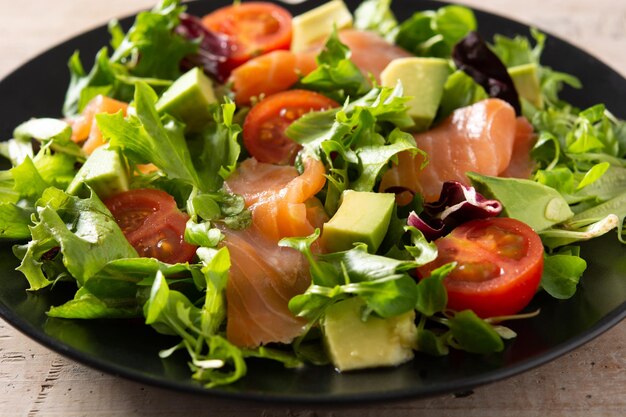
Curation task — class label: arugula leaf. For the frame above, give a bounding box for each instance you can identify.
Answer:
[416,327,449,356]
[63,0,195,117]
[287,85,415,214]
[353,0,398,41]
[352,128,417,191]
[448,310,504,354]
[197,247,230,335]
[468,172,574,232]
[395,5,476,58]
[415,263,454,316]
[64,48,119,116]
[109,0,195,80]
[541,249,587,299]
[48,287,141,319]
[193,100,242,191]
[281,232,419,320]
[98,82,203,189]
[437,70,488,121]
[299,30,370,101]
[143,266,248,388]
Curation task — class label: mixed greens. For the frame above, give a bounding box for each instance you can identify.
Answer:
[1,0,625,388]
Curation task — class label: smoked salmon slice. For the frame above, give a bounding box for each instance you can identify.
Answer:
[335,29,413,82]
[222,157,327,348]
[221,226,311,347]
[230,29,412,104]
[226,157,327,241]
[380,98,534,202]
[229,50,317,105]
[69,95,129,155]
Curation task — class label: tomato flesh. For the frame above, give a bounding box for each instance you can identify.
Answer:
[104,189,197,264]
[243,90,339,164]
[201,2,292,71]
[417,217,544,317]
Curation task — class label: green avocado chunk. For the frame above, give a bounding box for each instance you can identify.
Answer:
[468,172,574,231]
[290,0,353,53]
[323,297,416,372]
[66,146,129,199]
[380,57,450,131]
[321,190,395,253]
[509,63,543,109]
[155,67,217,132]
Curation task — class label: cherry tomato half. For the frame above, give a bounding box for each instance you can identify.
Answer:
[104,189,197,264]
[201,2,292,72]
[243,90,339,164]
[417,217,544,318]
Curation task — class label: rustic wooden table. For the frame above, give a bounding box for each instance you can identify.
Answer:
[1,0,625,416]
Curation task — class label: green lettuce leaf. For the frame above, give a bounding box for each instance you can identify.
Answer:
[15,187,137,289]
[98,82,203,189]
[394,5,476,58]
[63,0,195,116]
[353,0,398,41]
[300,30,370,101]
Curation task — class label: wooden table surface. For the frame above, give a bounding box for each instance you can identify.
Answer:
[1,0,625,416]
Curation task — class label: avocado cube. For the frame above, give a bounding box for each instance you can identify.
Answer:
[509,63,543,109]
[291,0,353,53]
[156,67,217,132]
[380,57,450,132]
[66,146,129,199]
[323,297,416,372]
[321,191,395,253]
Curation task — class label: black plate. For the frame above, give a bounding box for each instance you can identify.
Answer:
[1,0,625,404]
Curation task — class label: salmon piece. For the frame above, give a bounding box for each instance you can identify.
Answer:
[229,50,317,105]
[68,95,128,155]
[500,117,536,178]
[222,157,327,347]
[229,29,412,105]
[222,226,311,347]
[226,157,327,241]
[337,29,413,82]
[303,29,413,83]
[380,99,525,202]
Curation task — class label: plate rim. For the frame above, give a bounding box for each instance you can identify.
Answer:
[0,0,625,404]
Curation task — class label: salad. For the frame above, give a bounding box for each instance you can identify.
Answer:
[1,0,625,388]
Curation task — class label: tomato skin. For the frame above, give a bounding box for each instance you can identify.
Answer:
[417,217,544,318]
[243,90,339,164]
[104,189,197,264]
[201,2,292,72]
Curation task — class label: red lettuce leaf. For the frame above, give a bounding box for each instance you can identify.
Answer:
[407,181,502,240]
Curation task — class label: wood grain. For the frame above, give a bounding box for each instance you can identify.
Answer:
[0,0,625,416]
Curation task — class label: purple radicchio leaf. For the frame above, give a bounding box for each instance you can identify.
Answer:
[452,31,521,115]
[175,13,233,83]
[407,181,502,241]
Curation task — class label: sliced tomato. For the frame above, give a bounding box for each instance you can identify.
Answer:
[104,189,197,264]
[243,90,338,164]
[201,2,292,72]
[417,217,544,318]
